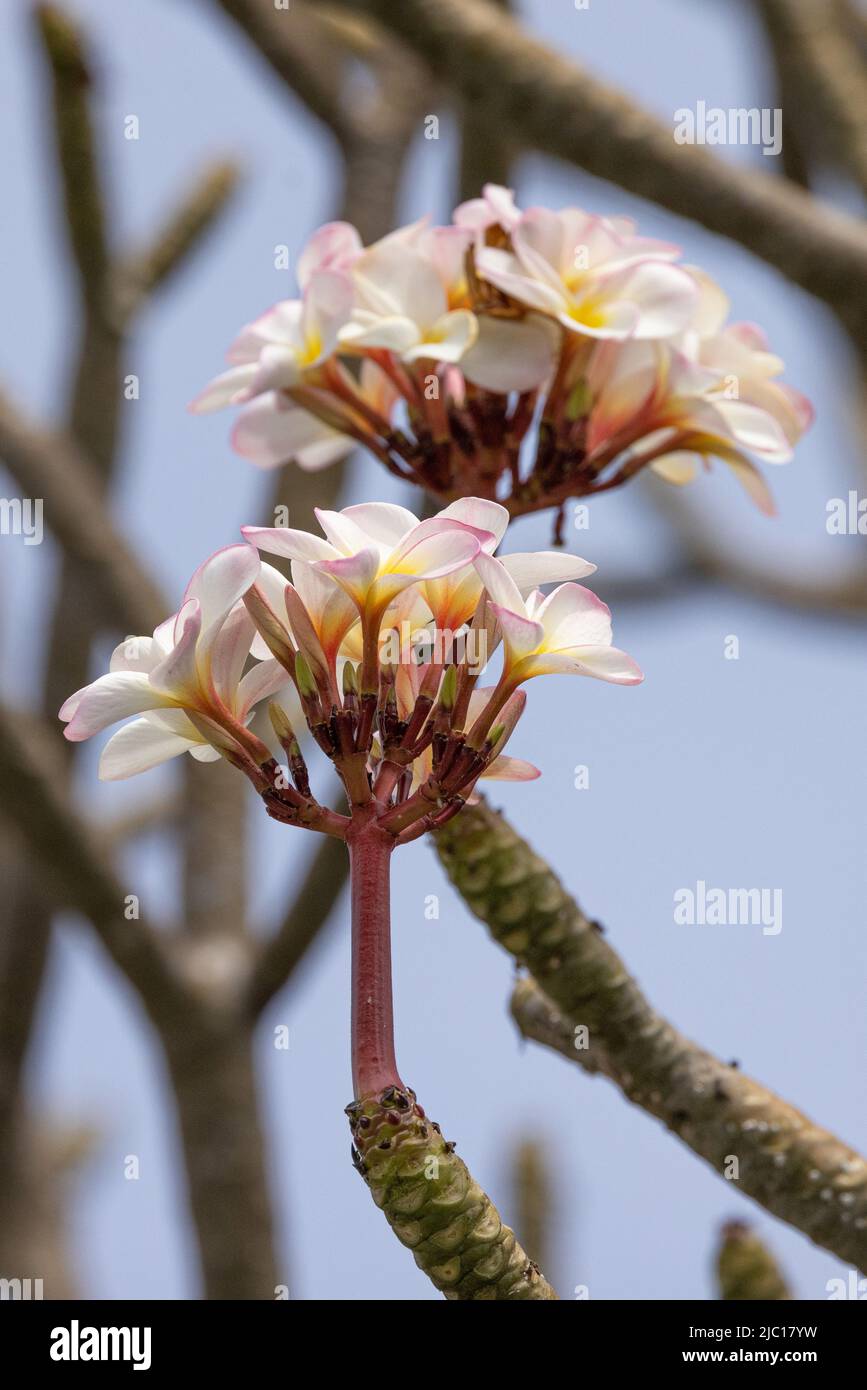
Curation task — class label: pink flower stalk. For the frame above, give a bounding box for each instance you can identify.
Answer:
[61,501,641,1100]
[192,187,812,526]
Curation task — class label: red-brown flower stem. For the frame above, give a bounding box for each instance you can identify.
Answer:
[348,811,404,1100]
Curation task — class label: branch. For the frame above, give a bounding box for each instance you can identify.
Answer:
[248,829,348,1015]
[35,5,109,307]
[346,1085,558,1299]
[336,0,867,346]
[213,0,352,139]
[0,389,167,638]
[756,0,867,194]
[0,707,187,1027]
[116,161,240,320]
[435,801,867,1271]
[716,1219,792,1301]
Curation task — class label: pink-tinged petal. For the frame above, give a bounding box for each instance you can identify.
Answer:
[151,599,203,697]
[474,551,527,616]
[297,221,363,287]
[488,601,544,658]
[188,364,258,414]
[180,544,261,646]
[209,603,257,706]
[241,525,337,565]
[61,672,174,741]
[237,659,291,719]
[403,309,478,364]
[701,398,792,461]
[98,716,198,780]
[520,645,643,684]
[534,582,613,649]
[501,551,596,591]
[687,267,730,336]
[232,394,352,472]
[482,754,541,782]
[435,498,509,550]
[460,315,559,393]
[291,557,357,652]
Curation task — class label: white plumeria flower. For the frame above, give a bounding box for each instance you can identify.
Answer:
[190,269,354,414]
[421,498,597,631]
[59,545,288,779]
[476,206,697,340]
[339,241,478,364]
[243,502,488,621]
[474,552,643,686]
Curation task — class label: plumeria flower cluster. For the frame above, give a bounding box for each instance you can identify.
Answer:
[59,499,641,845]
[192,186,812,529]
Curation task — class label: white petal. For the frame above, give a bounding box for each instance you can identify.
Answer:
[61,672,174,741]
[460,315,559,392]
[233,395,351,471]
[188,364,258,414]
[180,544,260,649]
[501,551,596,591]
[99,717,197,780]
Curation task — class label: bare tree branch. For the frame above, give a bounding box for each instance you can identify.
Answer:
[334,0,867,345]
[435,801,867,1270]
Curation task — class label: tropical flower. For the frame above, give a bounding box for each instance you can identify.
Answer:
[190,191,811,517]
[59,545,288,779]
[475,205,697,339]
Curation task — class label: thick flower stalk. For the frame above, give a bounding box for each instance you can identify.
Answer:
[60,497,640,1299]
[193,185,812,528]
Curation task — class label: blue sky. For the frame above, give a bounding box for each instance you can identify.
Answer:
[1,0,865,1299]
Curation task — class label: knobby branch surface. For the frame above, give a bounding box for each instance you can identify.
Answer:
[346,1086,558,1299]
[716,1220,792,1301]
[338,0,867,347]
[435,801,867,1270]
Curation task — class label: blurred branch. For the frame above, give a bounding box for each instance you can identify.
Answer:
[214,0,352,139]
[0,389,167,637]
[117,161,240,319]
[335,0,867,346]
[642,481,867,618]
[512,1137,553,1278]
[248,824,347,1015]
[35,4,110,308]
[756,0,867,194]
[435,801,867,1271]
[457,0,515,203]
[715,1219,792,1300]
[0,706,187,1024]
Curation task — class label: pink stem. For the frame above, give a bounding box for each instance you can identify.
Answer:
[347,816,404,1099]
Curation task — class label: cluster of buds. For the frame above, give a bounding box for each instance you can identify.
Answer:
[192,185,812,529]
[59,499,641,844]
